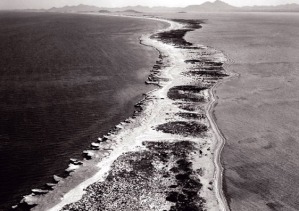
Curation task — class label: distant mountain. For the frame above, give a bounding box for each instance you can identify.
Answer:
[184,0,237,12]
[121,9,142,13]
[48,4,100,13]
[120,6,150,12]
[45,4,179,13]
[119,5,179,13]
[42,1,299,14]
[184,1,299,12]
[98,10,111,13]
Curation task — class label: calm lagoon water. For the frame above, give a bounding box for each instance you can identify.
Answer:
[187,12,299,211]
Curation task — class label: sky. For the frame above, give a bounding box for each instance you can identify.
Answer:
[1,0,299,10]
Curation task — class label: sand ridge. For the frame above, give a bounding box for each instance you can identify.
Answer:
[18,15,230,211]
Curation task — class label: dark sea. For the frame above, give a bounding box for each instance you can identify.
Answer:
[0,12,167,210]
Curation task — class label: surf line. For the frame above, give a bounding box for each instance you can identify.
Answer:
[19,14,230,211]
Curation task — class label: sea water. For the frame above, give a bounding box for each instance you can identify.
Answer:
[0,12,167,209]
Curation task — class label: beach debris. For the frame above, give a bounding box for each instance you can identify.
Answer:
[65,164,80,172]
[103,135,110,141]
[53,175,63,183]
[83,150,95,159]
[20,194,37,207]
[115,124,124,129]
[70,158,83,165]
[91,142,101,150]
[46,183,56,188]
[64,159,83,172]
[31,189,49,195]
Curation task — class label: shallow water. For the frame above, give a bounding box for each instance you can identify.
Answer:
[186,12,299,211]
[0,12,167,209]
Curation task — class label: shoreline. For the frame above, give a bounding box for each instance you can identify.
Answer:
[207,63,236,211]
[18,14,230,211]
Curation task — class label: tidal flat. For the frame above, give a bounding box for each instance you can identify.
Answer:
[186,12,299,211]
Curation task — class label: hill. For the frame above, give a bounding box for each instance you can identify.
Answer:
[121,9,142,13]
[184,0,237,12]
[98,10,111,13]
[48,4,100,13]
[43,1,299,13]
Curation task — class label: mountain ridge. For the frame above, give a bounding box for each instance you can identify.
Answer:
[185,0,237,12]
[23,0,299,13]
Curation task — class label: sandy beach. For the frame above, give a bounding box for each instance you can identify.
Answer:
[18,15,230,211]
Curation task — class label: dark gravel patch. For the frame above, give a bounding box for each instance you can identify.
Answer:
[150,29,194,46]
[176,112,206,120]
[185,59,202,64]
[171,19,205,29]
[187,70,228,78]
[156,121,207,137]
[150,19,204,47]
[175,103,203,112]
[61,141,205,211]
[168,85,207,102]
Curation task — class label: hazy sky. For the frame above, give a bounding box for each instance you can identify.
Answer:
[1,0,299,10]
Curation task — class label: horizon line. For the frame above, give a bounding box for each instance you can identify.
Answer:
[1,0,299,11]
[29,2,299,9]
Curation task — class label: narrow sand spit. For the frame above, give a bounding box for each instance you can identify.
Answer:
[19,15,230,211]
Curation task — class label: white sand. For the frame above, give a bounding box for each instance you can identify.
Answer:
[22,14,229,211]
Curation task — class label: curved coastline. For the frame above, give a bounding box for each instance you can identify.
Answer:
[206,50,239,211]
[207,67,235,211]
[19,14,230,211]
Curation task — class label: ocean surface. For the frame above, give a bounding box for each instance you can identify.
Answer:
[186,12,299,210]
[0,12,166,209]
